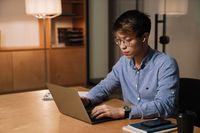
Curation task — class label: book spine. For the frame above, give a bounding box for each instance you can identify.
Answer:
[127,125,147,133]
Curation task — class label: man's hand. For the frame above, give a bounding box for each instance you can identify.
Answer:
[91,104,124,119]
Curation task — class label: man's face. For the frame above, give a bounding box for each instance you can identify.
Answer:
[114,31,146,59]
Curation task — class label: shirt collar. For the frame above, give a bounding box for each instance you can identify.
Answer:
[129,47,155,70]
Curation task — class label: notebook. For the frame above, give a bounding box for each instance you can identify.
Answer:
[122,118,177,133]
[47,83,114,124]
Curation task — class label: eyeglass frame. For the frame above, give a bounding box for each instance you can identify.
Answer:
[114,36,136,47]
[114,34,146,47]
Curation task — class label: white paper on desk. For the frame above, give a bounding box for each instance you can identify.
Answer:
[78,91,88,97]
[42,91,88,101]
[43,91,53,101]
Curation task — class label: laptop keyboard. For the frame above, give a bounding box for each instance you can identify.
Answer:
[90,116,113,123]
[86,106,113,123]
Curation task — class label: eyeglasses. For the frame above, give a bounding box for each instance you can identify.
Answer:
[114,37,134,47]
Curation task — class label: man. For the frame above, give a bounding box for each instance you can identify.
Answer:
[82,10,179,119]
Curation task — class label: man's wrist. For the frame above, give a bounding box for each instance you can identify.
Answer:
[123,105,131,118]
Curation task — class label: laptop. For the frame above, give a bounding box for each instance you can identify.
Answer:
[47,83,114,124]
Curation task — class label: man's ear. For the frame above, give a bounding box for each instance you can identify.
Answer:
[142,38,146,42]
[142,32,150,42]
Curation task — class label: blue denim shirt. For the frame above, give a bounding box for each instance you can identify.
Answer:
[86,47,179,119]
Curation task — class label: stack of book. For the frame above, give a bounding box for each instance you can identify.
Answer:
[122,118,177,133]
[58,28,83,46]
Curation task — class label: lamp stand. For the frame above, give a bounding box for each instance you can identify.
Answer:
[42,18,48,85]
[154,14,170,53]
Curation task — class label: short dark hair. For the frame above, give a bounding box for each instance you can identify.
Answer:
[113,10,151,38]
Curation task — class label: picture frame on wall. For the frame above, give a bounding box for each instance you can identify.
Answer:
[51,26,66,48]
[57,27,67,46]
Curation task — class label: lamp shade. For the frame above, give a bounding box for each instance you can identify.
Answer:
[158,0,188,15]
[25,0,62,19]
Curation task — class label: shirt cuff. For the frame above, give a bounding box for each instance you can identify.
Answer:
[85,93,99,105]
[129,106,144,119]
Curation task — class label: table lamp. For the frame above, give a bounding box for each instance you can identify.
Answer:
[154,0,188,52]
[25,0,62,85]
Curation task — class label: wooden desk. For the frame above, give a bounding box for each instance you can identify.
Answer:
[0,89,199,133]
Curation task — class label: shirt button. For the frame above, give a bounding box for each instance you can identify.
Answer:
[137,97,140,101]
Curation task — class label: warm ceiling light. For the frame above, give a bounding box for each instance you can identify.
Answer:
[25,0,62,19]
[158,0,188,15]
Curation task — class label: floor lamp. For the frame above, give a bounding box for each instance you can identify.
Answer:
[154,0,188,53]
[25,0,62,86]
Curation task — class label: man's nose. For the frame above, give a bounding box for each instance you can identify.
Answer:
[120,41,127,49]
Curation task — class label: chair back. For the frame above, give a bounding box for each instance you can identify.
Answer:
[178,78,200,127]
[179,78,200,111]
